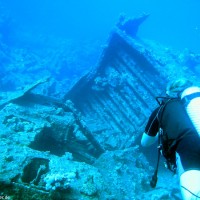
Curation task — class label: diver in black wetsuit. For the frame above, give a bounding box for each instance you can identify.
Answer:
[141,79,200,200]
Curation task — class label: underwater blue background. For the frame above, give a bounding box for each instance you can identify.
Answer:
[0,0,200,93]
[1,0,200,52]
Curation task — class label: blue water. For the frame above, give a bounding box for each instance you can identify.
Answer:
[1,0,200,52]
[0,0,200,92]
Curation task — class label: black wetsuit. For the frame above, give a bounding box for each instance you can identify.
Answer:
[145,98,200,171]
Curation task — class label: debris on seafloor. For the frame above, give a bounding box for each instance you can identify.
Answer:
[0,76,50,109]
[1,15,200,199]
[116,13,150,37]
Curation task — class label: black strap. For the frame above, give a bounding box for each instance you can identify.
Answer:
[150,129,162,188]
[182,92,200,106]
[181,186,200,198]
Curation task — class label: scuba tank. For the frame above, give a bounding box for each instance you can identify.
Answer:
[181,86,200,137]
[150,86,200,189]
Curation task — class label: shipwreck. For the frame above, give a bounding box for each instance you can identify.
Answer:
[0,15,199,199]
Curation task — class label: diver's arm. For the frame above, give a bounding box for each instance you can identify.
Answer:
[141,107,160,147]
[141,132,158,147]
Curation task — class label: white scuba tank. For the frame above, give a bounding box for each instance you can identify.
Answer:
[181,86,200,137]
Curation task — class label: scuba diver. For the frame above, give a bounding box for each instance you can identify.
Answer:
[141,79,200,200]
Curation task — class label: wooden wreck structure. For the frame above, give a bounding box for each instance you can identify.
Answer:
[63,28,165,152]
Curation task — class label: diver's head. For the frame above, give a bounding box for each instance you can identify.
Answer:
[166,78,193,97]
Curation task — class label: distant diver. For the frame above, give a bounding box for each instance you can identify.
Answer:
[141,78,200,200]
[117,13,149,37]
